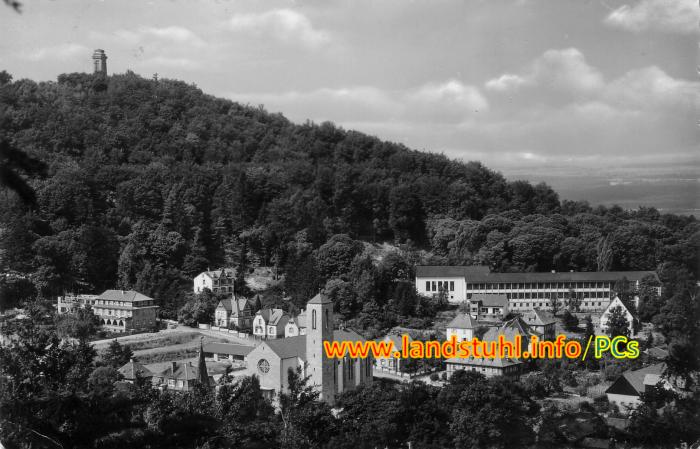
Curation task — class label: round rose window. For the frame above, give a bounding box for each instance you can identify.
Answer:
[257,359,270,374]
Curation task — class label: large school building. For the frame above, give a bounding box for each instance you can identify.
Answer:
[415,266,658,313]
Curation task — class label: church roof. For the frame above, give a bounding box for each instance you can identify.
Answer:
[263,329,369,360]
[308,293,332,304]
[482,317,539,343]
[118,359,153,380]
[265,335,307,360]
[447,313,477,329]
[524,308,556,326]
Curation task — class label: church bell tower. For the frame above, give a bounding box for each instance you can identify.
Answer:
[92,49,107,75]
[305,293,336,405]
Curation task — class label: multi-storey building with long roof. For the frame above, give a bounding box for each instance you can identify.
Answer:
[416,266,658,313]
[92,290,159,332]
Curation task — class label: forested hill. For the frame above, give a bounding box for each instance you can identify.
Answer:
[1,71,698,316]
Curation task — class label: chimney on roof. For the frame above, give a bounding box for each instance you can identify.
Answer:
[551,270,556,274]
[121,290,125,294]
[570,270,574,273]
[129,358,134,363]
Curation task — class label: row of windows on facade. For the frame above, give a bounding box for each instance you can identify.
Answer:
[425,281,455,292]
[466,281,613,290]
[94,300,155,307]
[510,301,605,309]
[95,309,135,317]
[467,290,611,300]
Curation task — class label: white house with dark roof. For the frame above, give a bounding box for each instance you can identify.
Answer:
[446,312,477,342]
[523,308,556,340]
[253,308,290,339]
[244,294,373,405]
[469,293,509,321]
[373,334,413,375]
[600,296,636,336]
[445,355,522,379]
[193,267,236,294]
[284,310,307,337]
[214,295,255,330]
[605,363,667,410]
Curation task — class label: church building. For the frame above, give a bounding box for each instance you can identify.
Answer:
[244,294,373,405]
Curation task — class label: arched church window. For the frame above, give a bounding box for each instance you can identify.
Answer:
[325,309,329,329]
[312,310,317,329]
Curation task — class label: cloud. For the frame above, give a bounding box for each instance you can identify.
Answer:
[24,43,90,61]
[485,74,527,91]
[228,9,330,49]
[99,26,205,46]
[604,0,699,34]
[228,79,487,125]
[485,48,603,95]
[140,26,206,45]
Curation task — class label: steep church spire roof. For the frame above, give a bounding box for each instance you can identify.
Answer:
[197,337,209,387]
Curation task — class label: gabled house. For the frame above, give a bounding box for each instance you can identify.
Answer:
[253,308,290,339]
[469,293,509,321]
[446,312,477,342]
[523,308,556,340]
[285,310,307,337]
[373,334,412,375]
[600,296,635,336]
[605,363,667,410]
[193,268,236,294]
[214,295,255,330]
[118,358,153,383]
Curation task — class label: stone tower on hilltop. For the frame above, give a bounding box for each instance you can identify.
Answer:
[305,293,336,405]
[92,49,107,75]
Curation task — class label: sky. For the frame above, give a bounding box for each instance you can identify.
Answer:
[1,0,698,176]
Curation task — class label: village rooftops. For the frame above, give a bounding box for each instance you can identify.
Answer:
[470,293,508,307]
[612,363,666,396]
[99,290,154,303]
[118,359,153,380]
[203,342,254,358]
[445,355,522,368]
[446,313,477,329]
[219,296,253,313]
[416,265,491,278]
[200,268,236,279]
[257,308,287,325]
[524,308,557,326]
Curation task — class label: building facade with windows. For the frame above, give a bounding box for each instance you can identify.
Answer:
[214,295,255,330]
[253,308,290,339]
[193,268,236,294]
[58,290,158,332]
[416,266,658,313]
[93,290,159,332]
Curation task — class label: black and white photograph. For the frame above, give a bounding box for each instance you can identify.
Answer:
[0,0,698,448]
